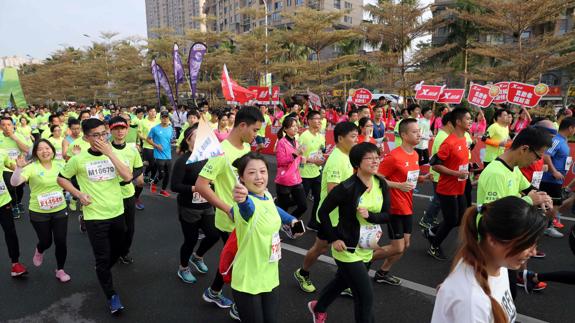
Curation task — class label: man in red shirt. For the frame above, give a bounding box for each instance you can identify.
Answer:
[424,108,471,260]
[374,118,431,285]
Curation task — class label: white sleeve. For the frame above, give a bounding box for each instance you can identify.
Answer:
[432,285,493,323]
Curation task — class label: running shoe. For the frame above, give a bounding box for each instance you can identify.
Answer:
[374,270,401,286]
[79,214,86,233]
[552,218,564,229]
[532,250,546,258]
[340,288,353,297]
[418,217,432,230]
[119,255,134,264]
[202,288,233,308]
[544,227,564,238]
[33,248,43,267]
[69,199,77,211]
[135,199,145,210]
[229,303,240,321]
[109,294,124,315]
[190,255,208,274]
[427,245,447,261]
[12,206,20,219]
[11,263,28,277]
[517,272,547,293]
[294,268,316,293]
[308,300,327,323]
[55,269,71,283]
[177,267,197,284]
[150,183,157,193]
[159,190,171,197]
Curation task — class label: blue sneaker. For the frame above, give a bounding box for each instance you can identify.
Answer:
[177,267,197,284]
[190,255,208,274]
[135,199,145,210]
[202,288,233,308]
[230,303,240,321]
[109,294,124,315]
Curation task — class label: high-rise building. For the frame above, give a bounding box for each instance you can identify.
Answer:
[145,0,207,38]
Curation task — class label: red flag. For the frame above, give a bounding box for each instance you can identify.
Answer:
[221,65,255,104]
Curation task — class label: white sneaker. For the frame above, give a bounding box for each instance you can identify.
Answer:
[544,227,564,238]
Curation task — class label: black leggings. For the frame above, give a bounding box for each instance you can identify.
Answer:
[232,287,279,323]
[0,203,19,262]
[315,261,374,323]
[121,197,136,257]
[3,171,24,205]
[302,176,321,225]
[154,159,171,190]
[210,230,230,292]
[30,214,68,269]
[179,209,219,267]
[432,194,467,247]
[143,148,156,177]
[275,183,307,219]
[538,271,575,285]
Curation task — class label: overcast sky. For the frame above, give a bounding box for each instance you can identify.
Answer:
[1,0,433,59]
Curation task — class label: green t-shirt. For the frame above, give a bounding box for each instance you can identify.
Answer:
[317,146,354,226]
[231,193,281,294]
[41,124,68,140]
[139,118,160,149]
[112,143,143,198]
[298,130,326,179]
[0,133,30,172]
[477,159,532,206]
[16,125,32,140]
[0,153,13,207]
[394,120,402,147]
[29,117,39,134]
[257,114,272,137]
[484,123,509,163]
[67,137,91,158]
[176,122,192,146]
[431,129,449,182]
[332,176,383,263]
[126,126,139,144]
[37,114,50,131]
[199,140,251,232]
[68,111,78,120]
[47,137,64,160]
[21,160,67,213]
[60,150,124,220]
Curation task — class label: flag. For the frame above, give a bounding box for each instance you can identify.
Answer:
[222,64,235,101]
[187,119,224,164]
[188,42,207,97]
[221,65,255,104]
[307,89,322,107]
[151,59,177,108]
[173,43,185,100]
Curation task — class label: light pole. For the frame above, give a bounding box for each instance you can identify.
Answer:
[262,0,271,106]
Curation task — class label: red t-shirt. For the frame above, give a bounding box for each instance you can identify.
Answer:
[378,147,420,215]
[357,134,377,144]
[436,134,469,196]
[520,159,544,182]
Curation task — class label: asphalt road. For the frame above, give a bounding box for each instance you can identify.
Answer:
[0,155,574,323]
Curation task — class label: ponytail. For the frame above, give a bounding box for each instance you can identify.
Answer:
[277,116,296,140]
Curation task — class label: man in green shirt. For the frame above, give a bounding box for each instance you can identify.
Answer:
[195,106,264,318]
[139,107,160,182]
[256,105,272,152]
[175,109,200,152]
[294,122,358,293]
[57,118,133,315]
[484,109,511,167]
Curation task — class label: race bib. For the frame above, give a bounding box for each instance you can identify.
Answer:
[269,232,282,262]
[406,170,419,187]
[0,180,7,194]
[7,148,19,160]
[86,159,116,182]
[458,164,469,182]
[55,150,63,160]
[37,191,65,210]
[358,224,382,249]
[566,157,573,172]
[531,171,543,189]
[192,192,208,204]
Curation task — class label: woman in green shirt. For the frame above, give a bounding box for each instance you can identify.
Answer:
[16,117,33,143]
[11,139,70,282]
[47,125,64,160]
[230,152,300,323]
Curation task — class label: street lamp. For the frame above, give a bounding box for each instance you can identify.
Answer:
[261,0,270,105]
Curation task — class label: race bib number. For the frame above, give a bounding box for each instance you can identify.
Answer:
[7,149,19,160]
[531,171,543,189]
[358,224,382,249]
[406,170,419,187]
[458,164,469,182]
[566,157,573,172]
[86,159,116,182]
[192,192,208,204]
[269,232,282,262]
[37,191,65,210]
[0,180,7,194]
[55,150,63,160]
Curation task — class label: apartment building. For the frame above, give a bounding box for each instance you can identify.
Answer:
[145,0,207,38]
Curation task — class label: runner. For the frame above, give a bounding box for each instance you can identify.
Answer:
[16,116,33,143]
[432,197,546,323]
[373,118,431,285]
[372,106,386,140]
[415,107,433,165]
[41,114,66,139]
[298,111,326,231]
[109,116,144,264]
[47,125,64,160]
[176,109,200,152]
[256,105,272,151]
[357,117,376,144]
[62,118,82,159]
[0,117,31,218]
[195,106,264,320]
[57,118,133,315]
[172,105,187,139]
[139,106,160,183]
[214,111,231,142]
[423,108,471,260]
[294,122,358,293]
[483,109,511,168]
[309,142,390,323]
[171,125,220,283]
[146,111,174,197]
[230,152,300,323]
[11,139,70,282]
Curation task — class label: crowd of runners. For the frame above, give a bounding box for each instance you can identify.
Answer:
[1,99,575,323]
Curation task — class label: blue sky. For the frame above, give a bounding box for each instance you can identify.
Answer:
[0,0,147,59]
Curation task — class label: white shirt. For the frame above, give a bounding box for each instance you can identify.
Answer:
[173,110,187,128]
[432,261,516,323]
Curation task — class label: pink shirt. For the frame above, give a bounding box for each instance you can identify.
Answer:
[470,119,486,136]
[513,118,529,133]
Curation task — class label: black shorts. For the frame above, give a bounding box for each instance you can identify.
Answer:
[387,214,413,240]
[316,224,329,241]
[539,181,563,205]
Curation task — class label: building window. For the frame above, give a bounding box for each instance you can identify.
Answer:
[296,0,303,6]
[274,1,282,10]
[344,16,352,24]
[272,12,281,21]
[286,0,292,6]
[344,1,351,9]
[334,0,340,9]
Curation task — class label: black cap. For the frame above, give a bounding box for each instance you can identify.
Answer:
[109,116,128,130]
[160,111,170,118]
